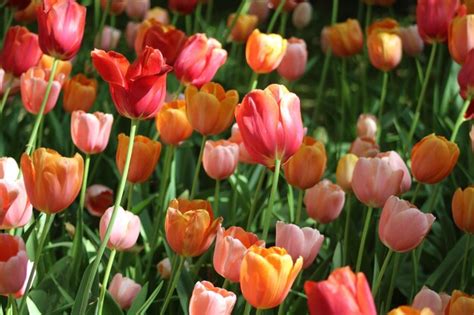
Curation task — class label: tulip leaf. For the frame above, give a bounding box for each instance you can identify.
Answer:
[26,297,42,315]
[134,281,163,315]
[127,283,148,315]
[71,263,99,315]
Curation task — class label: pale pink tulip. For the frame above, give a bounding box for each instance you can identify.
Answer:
[157,257,171,279]
[412,286,447,315]
[13,260,34,298]
[349,137,380,157]
[304,179,345,224]
[202,140,239,180]
[108,273,141,309]
[400,25,424,56]
[125,0,150,20]
[125,22,140,49]
[85,184,114,217]
[100,206,141,251]
[94,26,121,51]
[277,37,307,81]
[376,151,412,193]
[0,234,28,295]
[71,110,113,155]
[0,157,19,181]
[356,114,378,140]
[0,179,32,229]
[189,281,236,315]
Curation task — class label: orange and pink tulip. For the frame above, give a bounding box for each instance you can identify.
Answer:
[71,111,113,155]
[0,234,29,295]
[189,281,236,315]
[246,29,287,74]
[304,179,346,224]
[451,185,474,234]
[100,206,141,251]
[108,273,142,309]
[202,140,239,180]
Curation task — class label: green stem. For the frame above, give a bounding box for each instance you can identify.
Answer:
[312,51,332,122]
[1,8,13,47]
[385,253,401,314]
[171,12,179,25]
[410,182,422,204]
[267,0,286,33]
[25,58,59,155]
[331,0,339,23]
[450,97,471,142]
[279,12,288,36]
[214,179,220,216]
[372,249,393,297]
[249,72,259,91]
[277,302,285,315]
[205,0,214,26]
[127,183,134,210]
[461,234,472,290]
[94,0,100,31]
[222,0,249,42]
[411,249,419,300]
[343,194,352,265]
[160,256,185,315]
[356,206,373,272]
[96,0,110,46]
[242,302,252,315]
[294,189,304,224]
[256,308,264,315]
[377,71,389,142]
[73,119,139,315]
[190,136,207,199]
[262,159,281,240]
[0,86,11,115]
[247,166,266,230]
[97,249,117,315]
[193,2,202,33]
[185,14,192,35]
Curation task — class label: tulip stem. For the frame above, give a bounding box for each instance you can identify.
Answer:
[312,51,332,123]
[19,213,56,313]
[249,72,259,91]
[461,234,472,290]
[450,97,471,142]
[73,119,138,315]
[384,253,401,314]
[410,249,419,300]
[173,84,184,100]
[407,43,437,146]
[247,166,266,230]
[279,12,288,36]
[356,206,373,272]
[343,194,352,265]
[97,0,110,45]
[1,7,13,46]
[410,181,422,204]
[262,159,281,240]
[214,179,220,216]
[256,309,264,315]
[127,183,134,210]
[97,249,117,315]
[0,86,11,116]
[185,14,192,35]
[221,0,250,43]
[267,0,286,33]
[377,71,389,143]
[7,294,18,315]
[372,249,393,297]
[160,255,185,315]
[193,2,202,33]
[294,189,304,224]
[171,12,179,26]
[190,136,207,199]
[242,302,252,315]
[25,58,59,156]
[94,0,100,31]
[205,0,214,26]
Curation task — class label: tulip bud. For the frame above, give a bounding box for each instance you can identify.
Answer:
[189,281,237,315]
[357,114,378,139]
[157,257,171,279]
[448,5,474,64]
[0,235,29,295]
[249,0,269,23]
[101,0,126,15]
[100,206,141,251]
[451,186,474,234]
[108,274,142,309]
[270,0,304,12]
[367,19,402,72]
[412,286,447,315]
[64,222,76,238]
[168,0,198,15]
[85,184,114,217]
[417,0,460,43]
[227,14,259,43]
[321,19,364,57]
[349,137,380,158]
[39,55,72,81]
[277,37,308,81]
[304,179,345,224]
[292,2,312,29]
[203,140,239,180]
[336,153,358,191]
[155,100,193,145]
[63,74,98,113]
[71,111,113,155]
[388,306,434,315]
[246,29,287,74]
[94,26,121,51]
[458,50,474,109]
[400,25,424,57]
[14,2,40,23]
[125,0,150,20]
[376,151,411,193]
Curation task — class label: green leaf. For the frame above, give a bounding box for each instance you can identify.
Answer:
[71,262,98,315]
[135,281,164,315]
[127,283,149,315]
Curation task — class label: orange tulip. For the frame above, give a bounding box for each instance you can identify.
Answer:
[227,14,259,43]
[116,134,161,184]
[411,134,459,184]
[367,18,402,72]
[336,153,359,191]
[321,19,364,57]
[246,29,287,74]
[155,100,193,145]
[38,54,72,81]
[63,74,98,113]
[164,199,222,257]
[20,148,84,214]
[283,136,327,190]
[444,290,474,315]
[185,82,238,135]
[388,306,434,315]
[240,246,302,309]
[449,5,474,64]
[451,186,474,234]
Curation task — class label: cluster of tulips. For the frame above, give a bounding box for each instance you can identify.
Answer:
[0,0,474,314]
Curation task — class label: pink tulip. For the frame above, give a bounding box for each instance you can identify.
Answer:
[275,221,324,269]
[0,69,4,94]
[85,184,114,217]
[249,0,270,22]
[13,260,34,298]
[125,22,140,49]
[379,196,435,252]
[376,151,411,193]
[277,37,308,81]
[412,286,448,315]
[94,26,121,51]
[0,157,20,181]
[20,67,64,115]
[157,257,171,279]
[100,206,141,251]
[356,114,378,140]
[189,281,237,315]
[203,140,239,180]
[228,124,256,164]
[125,0,150,19]
[108,273,141,309]
[71,110,113,155]
[304,179,346,224]
[213,224,265,282]
[349,137,380,158]
[0,234,29,295]
[400,25,424,57]
[0,179,32,229]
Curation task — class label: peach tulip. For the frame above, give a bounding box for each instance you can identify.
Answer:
[100,0,126,15]
[100,206,141,251]
[71,111,113,155]
[336,154,359,192]
[349,137,380,158]
[202,140,239,180]
[277,37,307,81]
[189,281,237,315]
[62,74,98,113]
[108,273,141,309]
[449,5,474,64]
[228,124,256,164]
[0,179,32,229]
[376,151,412,193]
[412,286,448,315]
[321,19,364,57]
[400,25,424,57]
[125,0,150,19]
[0,157,20,181]
[157,257,171,279]
[0,235,29,295]
[85,184,114,217]
[155,100,193,145]
[304,179,346,224]
[444,290,474,315]
[246,29,287,74]
[451,186,474,234]
[292,2,312,29]
[38,55,72,81]
[94,26,121,51]
[227,14,258,43]
[356,114,378,140]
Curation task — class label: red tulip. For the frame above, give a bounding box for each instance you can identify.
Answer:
[416,0,460,43]
[458,49,474,119]
[91,46,172,119]
[168,0,198,15]
[36,0,86,60]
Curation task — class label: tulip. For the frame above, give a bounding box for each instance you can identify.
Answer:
[213,224,265,282]
[85,184,114,217]
[228,124,256,164]
[13,260,34,299]
[71,111,113,155]
[277,37,308,81]
[240,246,302,309]
[292,2,312,29]
[108,273,141,309]
[449,5,474,64]
[94,26,121,51]
[14,1,40,23]
[376,151,411,193]
[349,137,380,158]
[249,0,269,22]
[202,140,239,180]
[101,0,126,15]
[0,26,42,77]
[270,0,304,12]
[189,281,237,315]
[452,186,474,234]
[174,34,227,87]
[379,196,435,252]
[367,19,402,72]
[0,235,29,295]
[185,83,238,135]
[411,134,459,184]
[227,14,259,43]
[125,0,150,19]
[155,100,193,145]
[20,67,65,115]
[125,22,140,49]
[91,46,171,119]
[321,19,364,57]
[412,286,447,315]
[444,290,474,315]
[357,114,378,140]
[145,7,170,23]
[38,54,72,80]
[100,206,141,251]
[62,74,98,113]
[304,179,345,224]
[458,49,474,105]
[304,267,376,315]
[246,29,287,74]
[20,148,84,213]
[168,0,198,14]
[0,179,32,229]
[165,199,222,257]
[416,0,460,43]
[235,84,304,168]
[37,0,87,60]
[336,154,359,192]
[388,306,435,315]
[157,257,171,279]
[5,0,30,10]
[400,25,424,57]
[116,134,161,184]
[0,157,20,181]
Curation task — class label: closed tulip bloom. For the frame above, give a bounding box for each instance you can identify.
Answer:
[388,306,434,315]
[71,111,113,155]
[0,157,20,181]
[100,206,141,250]
[185,83,238,135]
[275,222,324,269]
[246,29,287,74]
[37,0,86,60]
[235,84,304,168]
[155,100,193,145]
[283,136,326,190]
[349,137,380,158]
[39,54,72,81]
[417,0,460,43]
[277,37,307,81]
[165,199,222,257]
[100,0,126,15]
[145,7,170,24]
[411,134,459,184]
[213,224,264,282]
[336,153,359,191]
[367,29,402,71]
[458,50,474,112]
[321,19,364,57]
[449,5,474,64]
[91,46,171,119]
[94,26,121,51]
[116,134,161,184]
[400,25,424,57]
[452,186,474,234]
[203,140,239,180]
[174,34,227,87]
[379,196,435,252]
[20,67,65,114]
[189,281,236,315]
[227,14,259,43]
[85,184,114,217]
[62,74,98,113]
[0,26,42,77]
[168,0,198,14]
[125,0,150,19]
[376,151,411,193]
[249,0,270,22]
[228,124,256,164]
[292,2,312,29]
[13,260,33,299]
[304,267,376,315]
[304,179,345,224]
[240,246,302,309]
[108,273,142,309]
[125,22,140,49]
[0,179,32,229]
[444,290,474,315]
[157,257,171,279]
[357,114,378,139]
[412,286,446,315]
[0,235,29,295]
[21,148,84,213]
